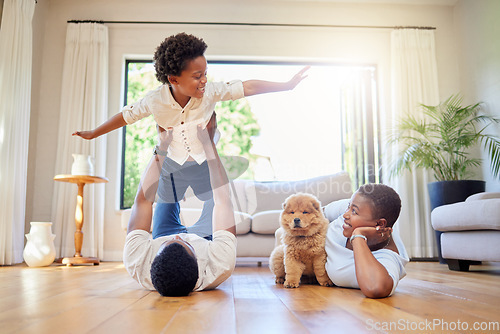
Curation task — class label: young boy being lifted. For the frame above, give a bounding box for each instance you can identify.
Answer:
[74,32,308,239]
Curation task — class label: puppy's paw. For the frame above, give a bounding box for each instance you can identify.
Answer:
[284,280,300,288]
[275,277,285,284]
[319,278,334,287]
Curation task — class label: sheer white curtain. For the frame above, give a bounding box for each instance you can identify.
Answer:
[341,68,381,189]
[51,23,108,259]
[389,29,439,258]
[0,0,35,265]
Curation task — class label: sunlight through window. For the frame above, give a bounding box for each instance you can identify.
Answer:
[120,60,379,208]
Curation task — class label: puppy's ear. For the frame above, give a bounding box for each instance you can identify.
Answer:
[312,199,321,211]
[282,202,287,209]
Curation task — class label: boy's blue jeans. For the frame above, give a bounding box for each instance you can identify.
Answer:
[152,200,214,240]
[152,157,213,240]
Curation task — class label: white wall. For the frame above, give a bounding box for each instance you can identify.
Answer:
[455,0,500,192]
[28,0,460,260]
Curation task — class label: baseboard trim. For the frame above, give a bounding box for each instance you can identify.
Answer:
[410,257,440,262]
[236,257,269,267]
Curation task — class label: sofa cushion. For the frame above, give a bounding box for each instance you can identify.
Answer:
[441,231,500,262]
[245,172,352,214]
[251,210,282,234]
[236,233,276,257]
[431,199,500,231]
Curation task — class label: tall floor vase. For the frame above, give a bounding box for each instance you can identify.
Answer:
[23,222,56,267]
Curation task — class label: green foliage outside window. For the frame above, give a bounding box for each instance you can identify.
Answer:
[122,62,260,208]
[122,63,158,209]
[215,99,260,181]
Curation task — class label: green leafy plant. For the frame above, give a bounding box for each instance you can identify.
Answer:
[389,95,500,181]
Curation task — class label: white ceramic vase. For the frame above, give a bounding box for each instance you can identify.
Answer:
[71,154,94,176]
[23,222,56,267]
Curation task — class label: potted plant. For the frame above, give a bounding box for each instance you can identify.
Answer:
[389,94,500,262]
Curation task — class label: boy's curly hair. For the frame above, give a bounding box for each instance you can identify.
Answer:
[357,183,402,227]
[150,242,199,297]
[153,32,208,84]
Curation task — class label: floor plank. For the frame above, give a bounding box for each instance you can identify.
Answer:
[232,267,310,334]
[2,261,500,334]
[88,293,183,334]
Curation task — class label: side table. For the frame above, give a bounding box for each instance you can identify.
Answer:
[54,174,108,266]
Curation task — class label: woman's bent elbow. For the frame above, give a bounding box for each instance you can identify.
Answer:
[360,281,393,298]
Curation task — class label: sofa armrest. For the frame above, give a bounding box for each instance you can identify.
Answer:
[431,199,500,231]
[323,198,350,222]
[466,192,500,202]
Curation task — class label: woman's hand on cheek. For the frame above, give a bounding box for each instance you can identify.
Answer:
[352,226,392,247]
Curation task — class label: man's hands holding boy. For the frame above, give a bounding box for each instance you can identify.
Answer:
[197,113,217,146]
[154,125,173,161]
[157,125,174,149]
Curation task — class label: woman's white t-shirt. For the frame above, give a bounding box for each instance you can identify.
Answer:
[325,216,409,296]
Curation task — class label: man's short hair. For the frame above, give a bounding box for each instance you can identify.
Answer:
[153,32,208,84]
[150,242,199,296]
[357,183,402,227]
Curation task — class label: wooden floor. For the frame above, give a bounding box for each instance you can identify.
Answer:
[1,261,500,334]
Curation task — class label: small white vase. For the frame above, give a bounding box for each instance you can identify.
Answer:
[23,222,56,267]
[71,154,94,176]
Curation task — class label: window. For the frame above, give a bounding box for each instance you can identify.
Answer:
[120,60,380,208]
[120,61,158,209]
[340,67,382,187]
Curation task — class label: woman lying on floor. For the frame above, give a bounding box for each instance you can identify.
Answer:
[325,183,409,298]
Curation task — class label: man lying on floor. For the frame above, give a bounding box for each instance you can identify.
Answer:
[123,114,236,296]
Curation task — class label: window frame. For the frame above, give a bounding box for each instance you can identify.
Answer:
[119,58,381,209]
[120,59,153,209]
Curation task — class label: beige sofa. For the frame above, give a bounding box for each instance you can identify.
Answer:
[121,172,353,262]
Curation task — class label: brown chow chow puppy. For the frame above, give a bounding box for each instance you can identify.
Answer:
[270,193,334,288]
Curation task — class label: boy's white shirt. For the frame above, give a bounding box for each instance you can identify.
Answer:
[123,230,237,291]
[122,80,244,165]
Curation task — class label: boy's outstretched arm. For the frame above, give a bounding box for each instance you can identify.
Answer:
[197,115,236,236]
[242,66,310,96]
[72,112,127,140]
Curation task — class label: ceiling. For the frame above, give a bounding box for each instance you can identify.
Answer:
[276,0,458,6]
